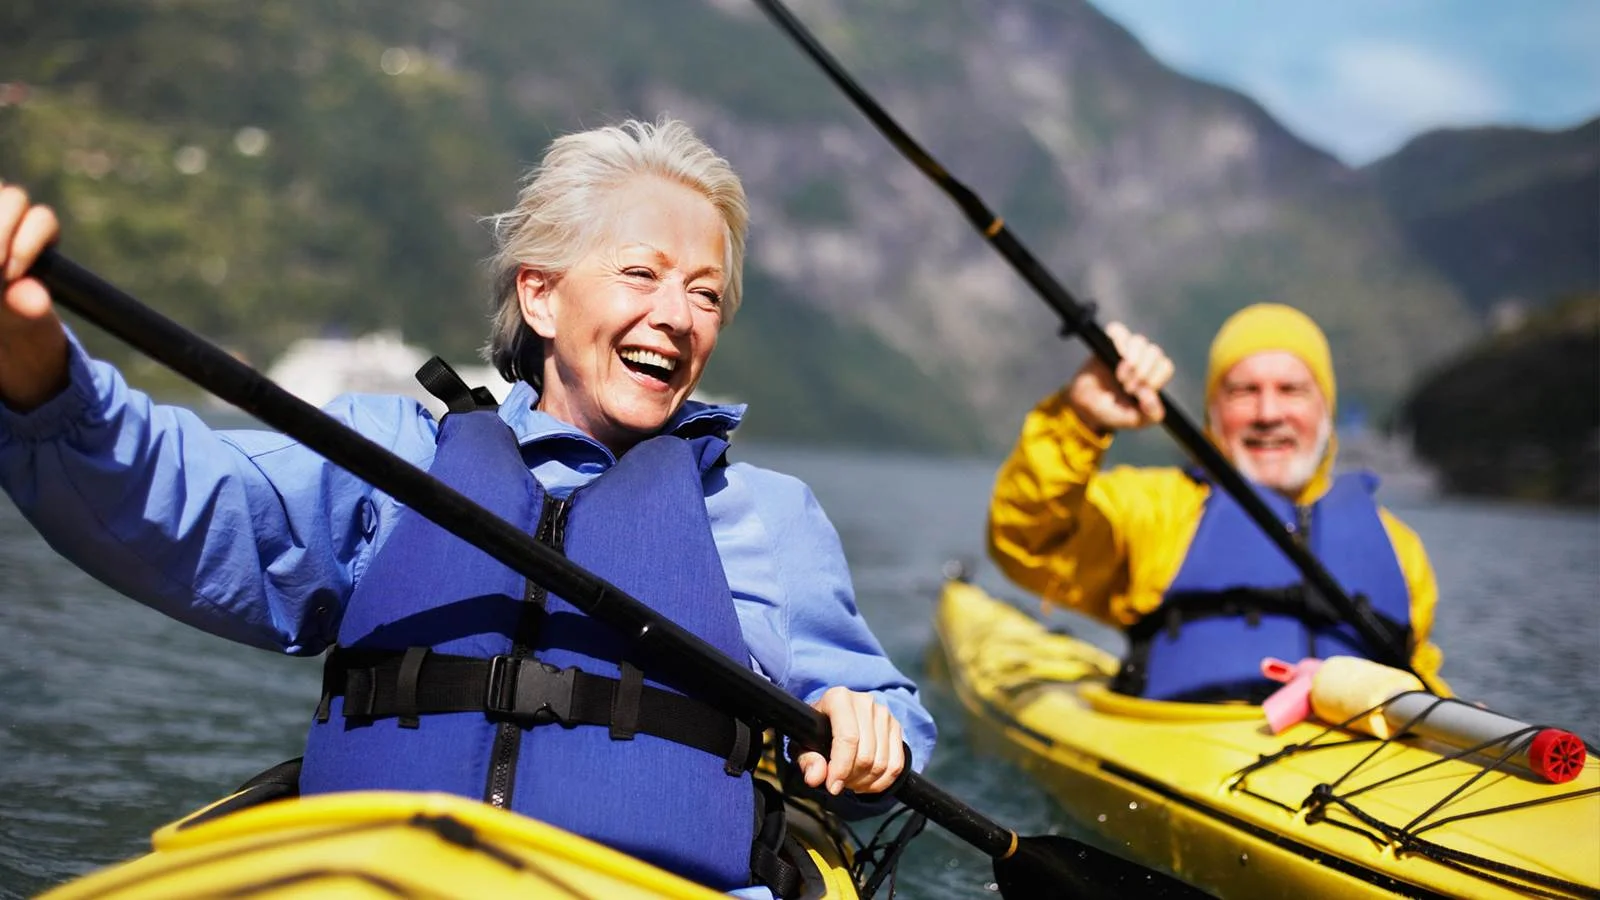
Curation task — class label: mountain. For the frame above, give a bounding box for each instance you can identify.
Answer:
[1365,118,1600,326]
[1398,293,1599,506]
[696,0,1478,440]
[1367,119,1599,505]
[1,0,1483,452]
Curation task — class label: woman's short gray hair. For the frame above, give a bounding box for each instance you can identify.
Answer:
[483,117,749,385]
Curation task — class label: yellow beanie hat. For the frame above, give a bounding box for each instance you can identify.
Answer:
[1205,303,1336,412]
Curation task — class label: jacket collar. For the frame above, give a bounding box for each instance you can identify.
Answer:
[496,381,747,456]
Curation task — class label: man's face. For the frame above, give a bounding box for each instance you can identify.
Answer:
[1210,350,1331,497]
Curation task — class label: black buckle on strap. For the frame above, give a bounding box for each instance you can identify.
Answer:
[484,656,576,725]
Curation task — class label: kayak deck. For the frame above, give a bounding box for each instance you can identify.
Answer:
[933,577,1600,900]
[40,773,860,899]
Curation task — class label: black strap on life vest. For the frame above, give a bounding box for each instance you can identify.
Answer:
[749,776,805,899]
[316,647,762,774]
[416,356,500,414]
[1112,585,1409,699]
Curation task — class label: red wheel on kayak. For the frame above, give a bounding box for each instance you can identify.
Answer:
[1527,729,1587,784]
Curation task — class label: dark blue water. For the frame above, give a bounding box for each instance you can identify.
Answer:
[2,439,1595,898]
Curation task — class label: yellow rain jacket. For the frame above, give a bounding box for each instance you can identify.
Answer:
[987,389,1448,692]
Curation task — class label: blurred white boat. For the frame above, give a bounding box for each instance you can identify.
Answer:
[1336,425,1439,502]
[265,331,508,420]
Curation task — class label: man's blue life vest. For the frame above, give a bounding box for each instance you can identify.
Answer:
[1118,471,1412,702]
[299,372,758,890]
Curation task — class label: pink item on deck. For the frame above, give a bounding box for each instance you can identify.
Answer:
[1260,657,1324,734]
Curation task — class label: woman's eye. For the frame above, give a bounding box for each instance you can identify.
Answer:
[693,289,723,307]
[623,267,655,280]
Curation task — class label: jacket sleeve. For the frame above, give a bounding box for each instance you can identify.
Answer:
[715,462,936,818]
[1379,507,1450,695]
[987,390,1123,620]
[0,332,436,655]
[987,389,1206,625]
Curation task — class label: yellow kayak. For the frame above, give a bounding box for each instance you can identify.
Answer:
[932,576,1600,900]
[39,770,860,900]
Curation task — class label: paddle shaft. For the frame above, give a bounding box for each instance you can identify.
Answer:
[31,249,1029,864]
[748,0,1424,686]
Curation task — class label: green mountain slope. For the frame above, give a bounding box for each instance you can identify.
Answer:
[704,271,987,453]
[1365,118,1600,321]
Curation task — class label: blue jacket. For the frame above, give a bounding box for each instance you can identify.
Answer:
[0,334,937,814]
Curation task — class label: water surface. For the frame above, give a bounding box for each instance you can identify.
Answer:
[2,440,1594,898]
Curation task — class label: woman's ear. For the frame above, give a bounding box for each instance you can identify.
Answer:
[516,267,558,339]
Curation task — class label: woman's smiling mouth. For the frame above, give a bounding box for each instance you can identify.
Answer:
[619,347,677,386]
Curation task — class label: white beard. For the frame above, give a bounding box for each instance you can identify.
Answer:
[1235,416,1332,496]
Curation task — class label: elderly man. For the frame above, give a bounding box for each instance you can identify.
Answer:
[988,303,1446,702]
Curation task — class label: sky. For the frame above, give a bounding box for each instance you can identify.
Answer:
[1087,0,1600,166]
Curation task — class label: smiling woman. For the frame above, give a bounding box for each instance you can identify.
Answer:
[515,175,729,454]
[0,119,935,899]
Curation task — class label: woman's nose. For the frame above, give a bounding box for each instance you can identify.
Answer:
[649,282,693,333]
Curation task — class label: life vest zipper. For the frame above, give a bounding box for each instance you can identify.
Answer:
[483,494,571,808]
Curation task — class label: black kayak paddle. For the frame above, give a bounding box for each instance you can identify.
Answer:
[746,0,1432,692]
[31,249,1210,900]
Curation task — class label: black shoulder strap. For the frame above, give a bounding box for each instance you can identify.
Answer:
[416,356,500,414]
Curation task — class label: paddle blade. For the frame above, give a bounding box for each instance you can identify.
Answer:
[993,835,1211,900]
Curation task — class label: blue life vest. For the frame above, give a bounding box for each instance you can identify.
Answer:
[1121,471,1411,702]
[299,388,758,890]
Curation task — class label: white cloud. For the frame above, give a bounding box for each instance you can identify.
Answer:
[1087,0,1593,164]
[1248,42,1510,164]
[1327,41,1507,125]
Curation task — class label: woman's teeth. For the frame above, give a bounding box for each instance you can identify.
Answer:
[619,348,677,382]
[619,349,677,372]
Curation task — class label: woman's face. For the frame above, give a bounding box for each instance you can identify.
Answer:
[518,176,727,455]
